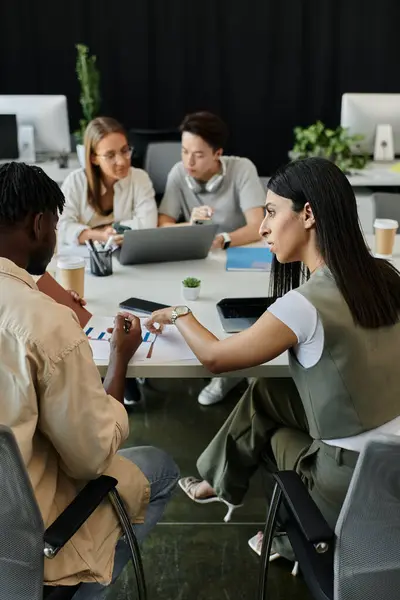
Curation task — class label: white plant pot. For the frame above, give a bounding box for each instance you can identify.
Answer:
[182,284,201,301]
[77,144,85,168]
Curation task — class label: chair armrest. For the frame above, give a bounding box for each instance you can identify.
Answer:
[274,471,334,544]
[43,475,118,558]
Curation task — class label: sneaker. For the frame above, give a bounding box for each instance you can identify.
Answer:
[198,377,243,406]
[124,379,142,407]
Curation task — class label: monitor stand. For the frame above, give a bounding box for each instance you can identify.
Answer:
[18,125,36,163]
[374,124,394,162]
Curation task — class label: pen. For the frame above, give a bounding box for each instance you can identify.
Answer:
[104,236,115,252]
[123,318,131,334]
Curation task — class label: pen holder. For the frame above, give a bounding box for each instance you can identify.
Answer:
[89,250,113,277]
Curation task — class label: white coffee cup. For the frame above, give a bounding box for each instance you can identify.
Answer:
[374,218,398,258]
[57,256,86,297]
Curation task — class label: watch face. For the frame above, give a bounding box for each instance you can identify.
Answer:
[175,305,190,316]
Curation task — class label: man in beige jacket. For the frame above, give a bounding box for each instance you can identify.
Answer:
[0,162,179,598]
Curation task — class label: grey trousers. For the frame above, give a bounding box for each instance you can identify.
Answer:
[197,378,359,556]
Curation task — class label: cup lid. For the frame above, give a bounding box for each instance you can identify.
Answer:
[374,218,399,230]
[57,256,86,270]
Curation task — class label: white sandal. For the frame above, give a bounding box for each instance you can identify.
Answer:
[248,532,299,576]
[178,477,242,522]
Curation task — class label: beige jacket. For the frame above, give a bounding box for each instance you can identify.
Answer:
[0,258,150,586]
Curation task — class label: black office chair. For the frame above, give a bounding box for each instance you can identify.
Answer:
[257,435,400,600]
[0,425,147,600]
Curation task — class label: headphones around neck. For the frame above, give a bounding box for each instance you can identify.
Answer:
[185,158,227,194]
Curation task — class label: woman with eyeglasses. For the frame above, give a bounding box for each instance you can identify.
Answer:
[59,116,157,246]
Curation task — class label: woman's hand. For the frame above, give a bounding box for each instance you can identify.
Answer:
[78,226,123,246]
[190,206,214,225]
[211,234,224,250]
[98,226,124,245]
[145,307,175,333]
[68,290,87,306]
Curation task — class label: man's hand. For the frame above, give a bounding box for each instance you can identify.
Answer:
[68,290,87,306]
[108,313,142,365]
[145,308,174,333]
[211,234,224,250]
[190,206,214,225]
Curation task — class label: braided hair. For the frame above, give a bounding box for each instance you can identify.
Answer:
[0,162,65,228]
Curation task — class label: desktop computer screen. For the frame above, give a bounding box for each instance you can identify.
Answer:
[0,95,71,157]
[0,114,19,159]
[341,93,400,157]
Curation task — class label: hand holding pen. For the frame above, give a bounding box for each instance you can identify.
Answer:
[107,313,142,365]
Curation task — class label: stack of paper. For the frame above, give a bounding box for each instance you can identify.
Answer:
[86,316,196,364]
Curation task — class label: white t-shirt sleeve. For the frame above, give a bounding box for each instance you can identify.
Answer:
[267,290,324,368]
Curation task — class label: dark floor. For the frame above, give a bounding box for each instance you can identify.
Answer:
[107,378,311,599]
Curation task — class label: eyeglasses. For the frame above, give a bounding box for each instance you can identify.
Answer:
[95,146,133,163]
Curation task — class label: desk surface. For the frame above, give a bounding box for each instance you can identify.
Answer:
[347,161,400,187]
[0,156,80,185]
[261,161,400,189]
[80,247,284,378]
[56,236,400,378]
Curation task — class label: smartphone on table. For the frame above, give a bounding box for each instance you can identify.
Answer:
[119,297,169,315]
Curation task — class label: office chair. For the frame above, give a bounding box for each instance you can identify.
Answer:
[144,141,182,199]
[258,435,400,600]
[128,128,180,169]
[0,425,147,600]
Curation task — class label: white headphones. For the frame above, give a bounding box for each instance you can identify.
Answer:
[185,158,226,194]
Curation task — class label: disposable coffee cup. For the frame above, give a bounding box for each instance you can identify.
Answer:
[374,219,398,258]
[57,256,85,297]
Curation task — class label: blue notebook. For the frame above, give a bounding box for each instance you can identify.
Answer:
[226,247,273,271]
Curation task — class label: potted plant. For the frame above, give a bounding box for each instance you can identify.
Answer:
[74,43,101,167]
[290,120,368,173]
[182,277,201,301]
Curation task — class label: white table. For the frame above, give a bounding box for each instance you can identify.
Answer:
[347,161,400,187]
[261,162,400,189]
[57,245,287,378]
[57,236,400,379]
[0,156,80,185]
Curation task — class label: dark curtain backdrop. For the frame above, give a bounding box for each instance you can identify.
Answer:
[1,0,400,174]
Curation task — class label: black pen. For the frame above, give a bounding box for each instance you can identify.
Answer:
[123,318,131,334]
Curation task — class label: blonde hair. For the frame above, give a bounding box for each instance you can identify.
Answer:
[84,116,127,214]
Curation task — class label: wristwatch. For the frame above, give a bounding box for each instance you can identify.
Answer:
[171,305,192,325]
[220,232,231,249]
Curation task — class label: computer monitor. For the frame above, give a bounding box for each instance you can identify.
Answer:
[340,93,400,156]
[0,114,19,159]
[0,95,71,156]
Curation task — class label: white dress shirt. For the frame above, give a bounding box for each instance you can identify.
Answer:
[59,167,157,245]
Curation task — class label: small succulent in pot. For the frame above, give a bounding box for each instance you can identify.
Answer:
[182,277,201,300]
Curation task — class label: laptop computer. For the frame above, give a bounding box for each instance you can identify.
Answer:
[117,223,219,265]
[216,297,276,333]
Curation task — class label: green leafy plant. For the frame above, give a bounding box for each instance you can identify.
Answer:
[74,44,101,144]
[182,277,201,288]
[291,120,368,173]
